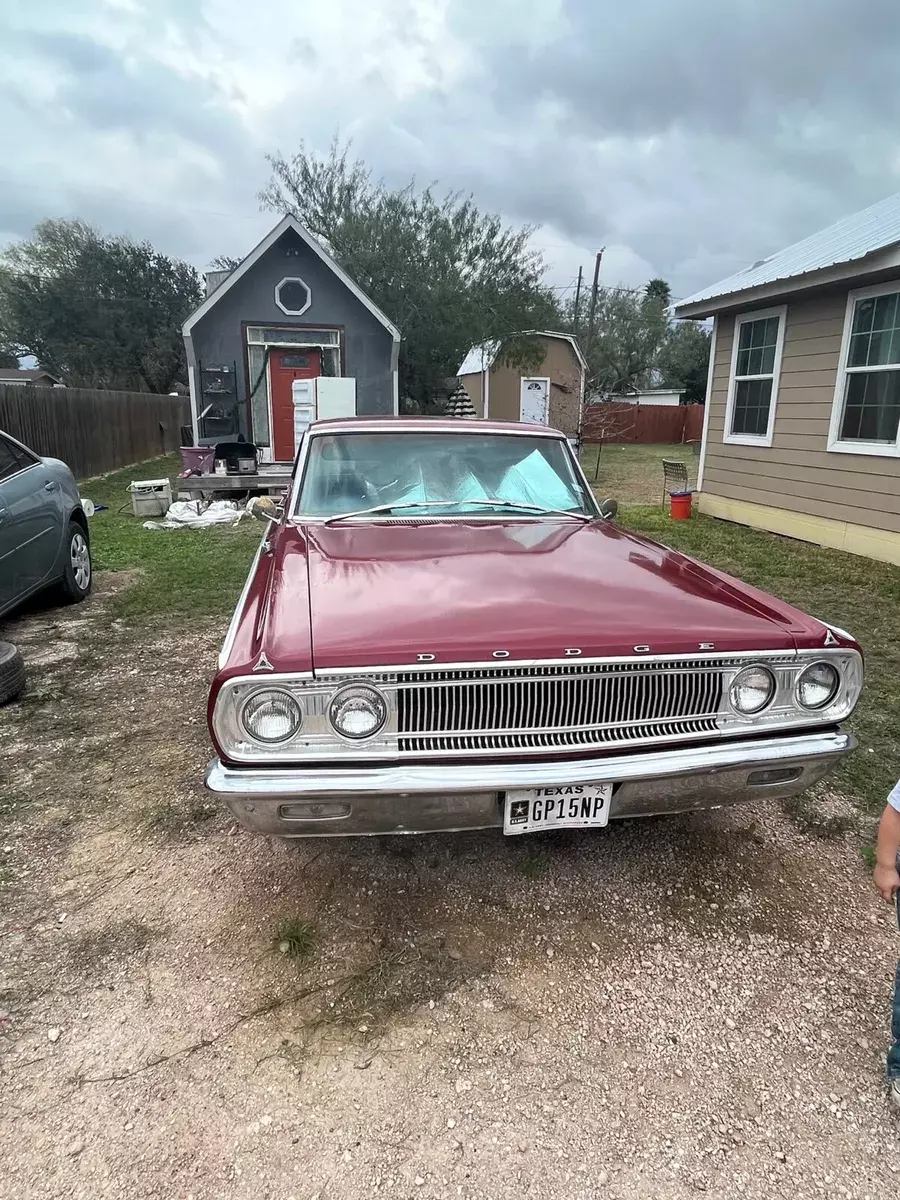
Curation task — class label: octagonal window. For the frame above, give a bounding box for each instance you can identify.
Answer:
[275,276,311,316]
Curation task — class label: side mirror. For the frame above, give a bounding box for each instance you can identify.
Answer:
[247,496,281,523]
[599,497,618,521]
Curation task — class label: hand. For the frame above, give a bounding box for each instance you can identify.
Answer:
[874,861,900,903]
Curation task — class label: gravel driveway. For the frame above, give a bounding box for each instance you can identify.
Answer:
[1,578,898,1200]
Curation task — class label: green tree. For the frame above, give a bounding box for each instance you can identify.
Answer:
[0,342,18,369]
[644,278,672,307]
[572,285,669,396]
[259,139,560,406]
[0,219,202,392]
[657,319,711,403]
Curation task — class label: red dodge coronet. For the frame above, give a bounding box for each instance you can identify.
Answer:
[205,417,862,838]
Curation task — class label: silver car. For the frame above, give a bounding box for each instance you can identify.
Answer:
[0,430,92,619]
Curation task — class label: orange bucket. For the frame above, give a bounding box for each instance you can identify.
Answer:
[669,491,693,520]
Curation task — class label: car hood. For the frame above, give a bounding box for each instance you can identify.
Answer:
[271,519,829,673]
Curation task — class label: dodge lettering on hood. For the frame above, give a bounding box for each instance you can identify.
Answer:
[206,418,862,838]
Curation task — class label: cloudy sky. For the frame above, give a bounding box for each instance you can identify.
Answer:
[3,0,900,301]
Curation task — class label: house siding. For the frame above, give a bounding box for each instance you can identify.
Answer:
[189,226,394,442]
[461,338,582,434]
[459,372,485,417]
[701,278,900,537]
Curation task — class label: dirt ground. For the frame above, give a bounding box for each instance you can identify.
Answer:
[2,576,899,1200]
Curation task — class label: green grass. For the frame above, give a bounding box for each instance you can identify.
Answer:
[81,454,261,621]
[272,917,317,963]
[621,504,899,814]
[580,442,696,505]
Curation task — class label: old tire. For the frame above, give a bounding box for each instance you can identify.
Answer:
[0,642,25,706]
[57,520,92,604]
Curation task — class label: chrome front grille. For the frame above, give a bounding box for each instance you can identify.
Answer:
[395,661,724,755]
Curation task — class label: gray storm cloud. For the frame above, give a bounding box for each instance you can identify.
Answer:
[1,0,899,294]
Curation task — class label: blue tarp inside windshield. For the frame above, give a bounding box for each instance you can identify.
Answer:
[389,449,577,511]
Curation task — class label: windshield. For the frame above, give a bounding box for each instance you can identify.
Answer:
[295,431,595,519]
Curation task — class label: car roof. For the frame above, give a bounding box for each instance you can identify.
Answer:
[308,416,566,437]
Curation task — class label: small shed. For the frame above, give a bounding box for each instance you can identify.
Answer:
[456,332,586,438]
[182,215,401,463]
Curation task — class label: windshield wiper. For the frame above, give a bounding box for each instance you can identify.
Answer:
[463,499,594,523]
[323,498,594,525]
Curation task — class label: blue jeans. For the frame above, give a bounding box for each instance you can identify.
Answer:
[889,892,900,1080]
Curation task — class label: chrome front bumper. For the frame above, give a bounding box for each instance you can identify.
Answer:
[206,730,855,837]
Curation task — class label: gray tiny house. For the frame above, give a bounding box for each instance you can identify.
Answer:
[182,215,400,462]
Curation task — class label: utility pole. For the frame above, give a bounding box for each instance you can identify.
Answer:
[585,248,604,353]
[580,249,605,446]
[572,266,584,333]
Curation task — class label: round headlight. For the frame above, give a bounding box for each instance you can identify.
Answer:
[729,665,775,715]
[329,685,387,740]
[241,690,302,743]
[796,661,840,710]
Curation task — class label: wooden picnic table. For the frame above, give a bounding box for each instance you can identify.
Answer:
[177,470,292,495]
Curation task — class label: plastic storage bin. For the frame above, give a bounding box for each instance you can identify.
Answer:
[180,446,215,474]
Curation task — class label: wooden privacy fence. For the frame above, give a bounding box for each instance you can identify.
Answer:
[0,385,190,480]
[582,402,704,445]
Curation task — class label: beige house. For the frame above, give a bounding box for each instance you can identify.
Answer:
[675,193,900,566]
[457,332,586,439]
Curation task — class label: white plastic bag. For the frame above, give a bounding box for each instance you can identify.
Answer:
[143,500,249,531]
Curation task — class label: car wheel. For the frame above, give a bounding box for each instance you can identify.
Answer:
[0,641,25,706]
[57,520,92,604]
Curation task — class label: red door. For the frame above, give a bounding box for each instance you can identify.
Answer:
[270,350,321,461]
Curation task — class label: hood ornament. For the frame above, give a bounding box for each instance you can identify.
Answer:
[252,652,274,672]
[823,629,839,647]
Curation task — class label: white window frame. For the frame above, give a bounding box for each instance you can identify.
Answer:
[274,276,312,316]
[722,305,786,448]
[827,280,900,458]
[244,326,342,462]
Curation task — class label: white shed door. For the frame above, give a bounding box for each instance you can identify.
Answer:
[520,377,550,424]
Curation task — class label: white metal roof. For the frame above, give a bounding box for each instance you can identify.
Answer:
[457,331,586,376]
[676,191,900,314]
[457,340,501,375]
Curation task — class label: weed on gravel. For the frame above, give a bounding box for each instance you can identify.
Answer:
[272,917,318,963]
[322,937,477,1034]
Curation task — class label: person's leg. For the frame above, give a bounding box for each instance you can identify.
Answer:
[888,960,900,1080]
[890,891,900,1105]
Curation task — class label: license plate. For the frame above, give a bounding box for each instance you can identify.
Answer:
[503,784,612,836]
